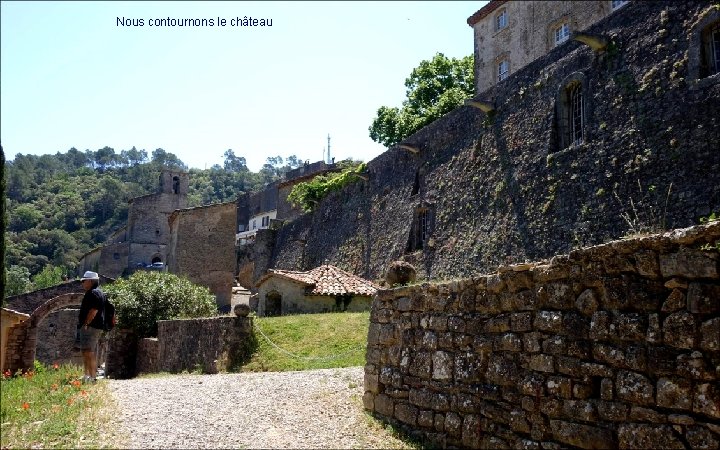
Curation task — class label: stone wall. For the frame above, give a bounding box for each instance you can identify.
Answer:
[127,191,186,267]
[134,316,253,375]
[167,202,237,311]
[35,309,83,366]
[264,0,720,284]
[363,222,720,449]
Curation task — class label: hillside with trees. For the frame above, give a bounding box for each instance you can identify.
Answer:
[3,146,301,297]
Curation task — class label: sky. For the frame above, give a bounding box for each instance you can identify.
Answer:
[1,1,486,172]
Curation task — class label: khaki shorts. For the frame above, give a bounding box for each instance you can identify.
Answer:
[75,327,102,352]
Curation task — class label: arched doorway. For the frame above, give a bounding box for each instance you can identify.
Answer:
[265,291,282,317]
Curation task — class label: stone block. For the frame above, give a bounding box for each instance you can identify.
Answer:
[659,247,719,279]
[512,289,540,311]
[428,314,448,331]
[660,289,686,313]
[456,393,481,413]
[395,403,419,426]
[378,323,398,345]
[511,312,533,332]
[503,271,533,293]
[485,314,511,333]
[562,400,597,422]
[618,424,684,449]
[617,370,654,406]
[523,332,543,353]
[432,351,453,380]
[593,343,626,369]
[693,383,720,419]
[598,401,629,422]
[409,352,432,378]
[529,354,555,373]
[362,392,374,410]
[434,413,445,432]
[677,352,716,381]
[364,372,380,394]
[647,313,662,344]
[476,291,503,314]
[418,410,434,428]
[575,289,598,316]
[550,420,615,449]
[556,356,580,375]
[534,311,563,333]
[581,362,614,378]
[663,312,696,349]
[629,406,667,423]
[445,412,462,436]
[573,382,594,400]
[374,394,394,416]
[495,333,522,352]
[687,282,720,314]
[600,378,614,400]
[510,409,531,433]
[409,388,450,411]
[700,318,720,351]
[421,330,438,350]
[547,376,572,399]
[448,316,466,333]
[539,283,574,310]
[614,313,647,341]
[455,352,487,383]
[564,312,591,339]
[462,414,483,448]
[668,414,694,425]
[486,353,521,386]
[487,274,506,293]
[657,377,692,410]
[686,425,720,450]
[647,346,681,377]
[635,249,661,278]
[589,311,611,340]
[541,336,567,356]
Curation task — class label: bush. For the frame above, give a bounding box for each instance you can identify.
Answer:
[104,271,217,338]
[287,161,367,212]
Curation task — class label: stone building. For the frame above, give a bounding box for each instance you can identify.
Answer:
[255,264,379,316]
[167,202,237,311]
[256,0,720,284]
[468,0,631,94]
[78,170,188,278]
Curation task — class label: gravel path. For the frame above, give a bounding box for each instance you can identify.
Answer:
[107,366,409,449]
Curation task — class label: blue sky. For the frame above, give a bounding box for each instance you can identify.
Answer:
[1,1,486,172]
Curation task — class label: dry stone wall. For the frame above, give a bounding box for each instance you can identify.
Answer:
[363,222,720,449]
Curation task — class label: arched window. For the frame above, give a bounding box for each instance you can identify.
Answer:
[556,73,588,151]
[172,176,180,194]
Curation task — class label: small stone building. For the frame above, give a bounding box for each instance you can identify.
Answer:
[256,265,379,316]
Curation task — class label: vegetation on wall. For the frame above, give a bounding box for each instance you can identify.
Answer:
[369,52,474,148]
[287,160,367,212]
[104,271,216,338]
[3,147,302,297]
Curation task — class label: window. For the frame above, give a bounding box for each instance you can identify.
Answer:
[611,0,628,10]
[261,215,269,227]
[498,60,509,82]
[554,23,570,46]
[252,219,257,230]
[496,9,508,31]
[406,207,433,252]
[113,253,120,260]
[556,76,587,150]
[172,176,180,194]
[701,21,720,78]
[568,82,584,146]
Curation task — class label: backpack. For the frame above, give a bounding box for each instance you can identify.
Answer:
[103,299,117,332]
[94,288,116,332]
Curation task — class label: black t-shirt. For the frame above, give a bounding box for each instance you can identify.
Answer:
[78,288,105,329]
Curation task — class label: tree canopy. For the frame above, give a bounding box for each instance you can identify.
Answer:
[3,146,303,297]
[368,52,474,148]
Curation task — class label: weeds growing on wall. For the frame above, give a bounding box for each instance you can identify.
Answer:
[614,180,673,238]
[287,161,367,212]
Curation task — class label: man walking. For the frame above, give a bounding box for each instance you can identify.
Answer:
[75,271,105,383]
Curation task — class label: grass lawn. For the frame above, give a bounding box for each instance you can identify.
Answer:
[240,311,370,372]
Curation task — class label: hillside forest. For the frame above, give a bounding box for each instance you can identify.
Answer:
[3,146,304,297]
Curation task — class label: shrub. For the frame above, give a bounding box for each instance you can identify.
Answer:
[104,271,216,338]
[287,161,367,212]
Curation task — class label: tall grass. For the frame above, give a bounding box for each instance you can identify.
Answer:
[0,362,126,449]
[241,311,370,372]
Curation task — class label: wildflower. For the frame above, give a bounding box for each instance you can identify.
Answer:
[67,398,74,405]
[2,369,10,379]
[51,383,59,391]
[22,402,30,410]
[51,404,61,412]
[52,363,60,370]
[71,380,81,387]
[80,390,88,397]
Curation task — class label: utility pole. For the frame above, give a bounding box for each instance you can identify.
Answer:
[327,134,331,164]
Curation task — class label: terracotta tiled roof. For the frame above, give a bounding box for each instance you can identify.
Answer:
[467,0,509,26]
[257,265,380,297]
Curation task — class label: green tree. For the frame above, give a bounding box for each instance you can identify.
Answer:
[5,265,32,297]
[104,271,217,338]
[368,52,474,148]
[31,265,67,290]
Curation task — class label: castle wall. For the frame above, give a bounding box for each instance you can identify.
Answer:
[363,222,720,448]
[167,202,237,310]
[268,0,720,283]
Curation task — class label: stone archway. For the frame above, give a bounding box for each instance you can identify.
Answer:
[4,293,84,373]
